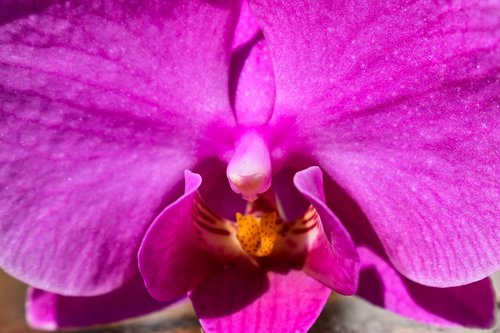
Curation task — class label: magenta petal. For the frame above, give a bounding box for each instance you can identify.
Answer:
[191,263,331,333]
[138,171,220,301]
[0,1,239,295]
[357,247,495,328]
[250,0,500,286]
[26,274,175,330]
[249,0,498,121]
[293,167,360,295]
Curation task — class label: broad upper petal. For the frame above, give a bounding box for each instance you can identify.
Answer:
[293,167,359,295]
[0,0,239,295]
[26,274,175,330]
[190,263,331,333]
[357,246,495,328]
[250,0,500,286]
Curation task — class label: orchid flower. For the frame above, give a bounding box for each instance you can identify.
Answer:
[0,0,498,332]
[138,167,359,332]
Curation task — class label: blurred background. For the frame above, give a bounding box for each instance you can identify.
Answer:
[1,269,499,333]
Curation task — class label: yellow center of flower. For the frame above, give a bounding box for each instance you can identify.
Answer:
[235,211,278,257]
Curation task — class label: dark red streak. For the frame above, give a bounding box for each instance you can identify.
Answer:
[301,214,318,224]
[291,221,318,234]
[194,218,231,236]
[193,209,218,225]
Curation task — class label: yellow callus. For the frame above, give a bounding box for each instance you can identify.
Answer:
[236,212,278,257]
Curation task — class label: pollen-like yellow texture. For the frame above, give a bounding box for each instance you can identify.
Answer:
[236,211,277,257]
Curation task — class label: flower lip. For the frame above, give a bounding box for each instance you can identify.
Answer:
[139,169,360,332]
[192,190,319,270]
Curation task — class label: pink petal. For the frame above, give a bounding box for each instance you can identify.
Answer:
[138,171,221,301]
[190,263,331,333]
[357,246,495,328]
[250,0,500,286]
[26,274,175,330]
[249,0,498,119]
[0,1,239,295]
[293,167,360,295]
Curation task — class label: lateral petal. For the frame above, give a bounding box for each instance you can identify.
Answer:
[0,0,240,295]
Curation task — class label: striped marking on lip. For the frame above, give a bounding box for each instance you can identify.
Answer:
[277,205,319,234]
[300,206,317,224]
[285,205,319,234]
[291,221,319,234]
[191,193,322,260]
[192,194,233,237]
[279,205,321,253]
[194,219,231,236]
[193,194,222,225]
